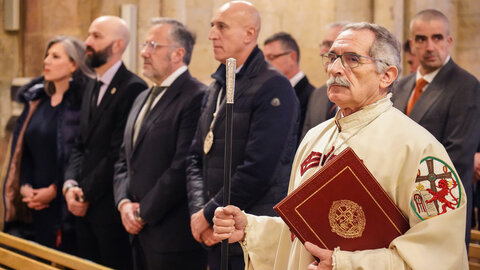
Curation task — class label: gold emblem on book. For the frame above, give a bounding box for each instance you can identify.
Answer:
[329,200,366,239]
[203,129,214,154]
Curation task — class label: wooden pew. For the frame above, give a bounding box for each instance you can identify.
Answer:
[470,229,480,270]
[0,231,111,270]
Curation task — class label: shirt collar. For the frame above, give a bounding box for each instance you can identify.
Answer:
[98,60,122,85]
[415,55,450,83]
[289,71,305,87]
[158,65,188,87]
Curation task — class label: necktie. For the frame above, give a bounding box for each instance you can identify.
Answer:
[90,80,103,117]
[406,78,428,116]
[133,86,167,144]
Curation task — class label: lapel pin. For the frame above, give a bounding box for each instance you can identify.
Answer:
[111,87,117,95]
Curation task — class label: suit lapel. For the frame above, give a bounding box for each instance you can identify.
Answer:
[409,59,455,122]
[392,74,415,113]
[125,89,150,159]
[133,71,190,149]
[80,78,97,140]
[87,64,127,138]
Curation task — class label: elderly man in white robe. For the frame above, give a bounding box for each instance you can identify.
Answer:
[213,22,468,270]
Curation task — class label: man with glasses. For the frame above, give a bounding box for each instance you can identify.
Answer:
[213,22,468,269]
[301,22,348,140]
[63,16,147,269]
[263,32,315,140]
[112,18,207,269]
[392,9,480,247]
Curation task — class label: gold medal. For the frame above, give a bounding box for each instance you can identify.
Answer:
[203,130,214,154]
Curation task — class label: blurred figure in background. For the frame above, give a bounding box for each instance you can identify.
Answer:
[301,21,348,140]
[3,36,94,253]
[403,40,419,74]
[263,32,315,141]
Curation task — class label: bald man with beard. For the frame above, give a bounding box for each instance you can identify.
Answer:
[63,16,147,269]
[186,1,299,269]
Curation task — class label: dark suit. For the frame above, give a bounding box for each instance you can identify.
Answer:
[294,75,315,141]
[113,70,207,270]
[65,63,147,269]
[392,58,480,246]
[186,47,299,270]
[300,84,335,140]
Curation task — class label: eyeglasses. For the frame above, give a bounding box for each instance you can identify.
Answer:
[265,51,292,61]
[321,52,388,69]
[140,41,169,52]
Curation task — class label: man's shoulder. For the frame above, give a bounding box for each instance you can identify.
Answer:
[310,84,328,99]
[396,72,416,88]
[113,64,147,89]
[384,107,440,143]
[181,71,208,93]
[442,60,479,87]
[295,75,315,93]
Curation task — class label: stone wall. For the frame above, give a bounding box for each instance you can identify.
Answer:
[1,0,479,136]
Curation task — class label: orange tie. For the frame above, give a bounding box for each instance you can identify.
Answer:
[406,78,428,115]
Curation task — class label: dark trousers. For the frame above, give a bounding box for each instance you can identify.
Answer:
[208,243,245,270]
[32,205,59,248]
[132,236,207,270]
[76,216,132,270]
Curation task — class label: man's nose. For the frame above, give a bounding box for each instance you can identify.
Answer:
[208,27,218,40]
[328,57,345,76]
[425,38,434,51]
[84,36,93,47]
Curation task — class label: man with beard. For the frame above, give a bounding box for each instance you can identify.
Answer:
[63,16,147,269]
[392,9,480,247]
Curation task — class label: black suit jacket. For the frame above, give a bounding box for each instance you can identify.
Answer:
[113,70,206,253]
[65,63,147,222]
[392,59,480,241]
[294,75,315,140]
[301,84,334,140]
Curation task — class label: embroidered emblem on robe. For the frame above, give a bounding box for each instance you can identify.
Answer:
[410,157,461,220]
[300,147,335,176]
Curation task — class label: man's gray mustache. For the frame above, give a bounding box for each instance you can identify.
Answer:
[327,76,350,88]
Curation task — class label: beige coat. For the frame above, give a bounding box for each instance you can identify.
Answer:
[241,96,468,270]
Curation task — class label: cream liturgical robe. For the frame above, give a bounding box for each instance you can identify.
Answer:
[241,95,468,270]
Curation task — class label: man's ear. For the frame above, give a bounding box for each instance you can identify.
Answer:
[244,26,257,44]
[113,39,125,54]
[290,51,298,63]
[379,65,398,89]
[171,47,186,64]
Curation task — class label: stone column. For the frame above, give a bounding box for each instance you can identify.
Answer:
[0,0,20,138]
[334,0,373,22]
[456,0,480,79]
[373,0,404,40]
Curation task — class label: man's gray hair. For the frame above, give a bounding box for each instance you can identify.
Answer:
[342,22,401,91]
[326,21,350,30]
[151,18,196,65]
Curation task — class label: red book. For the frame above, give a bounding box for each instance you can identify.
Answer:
[274,147,410,251]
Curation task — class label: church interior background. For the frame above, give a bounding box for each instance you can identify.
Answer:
[0,0,479,197]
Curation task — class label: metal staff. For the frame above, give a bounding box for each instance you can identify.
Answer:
[221,57,236,270]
